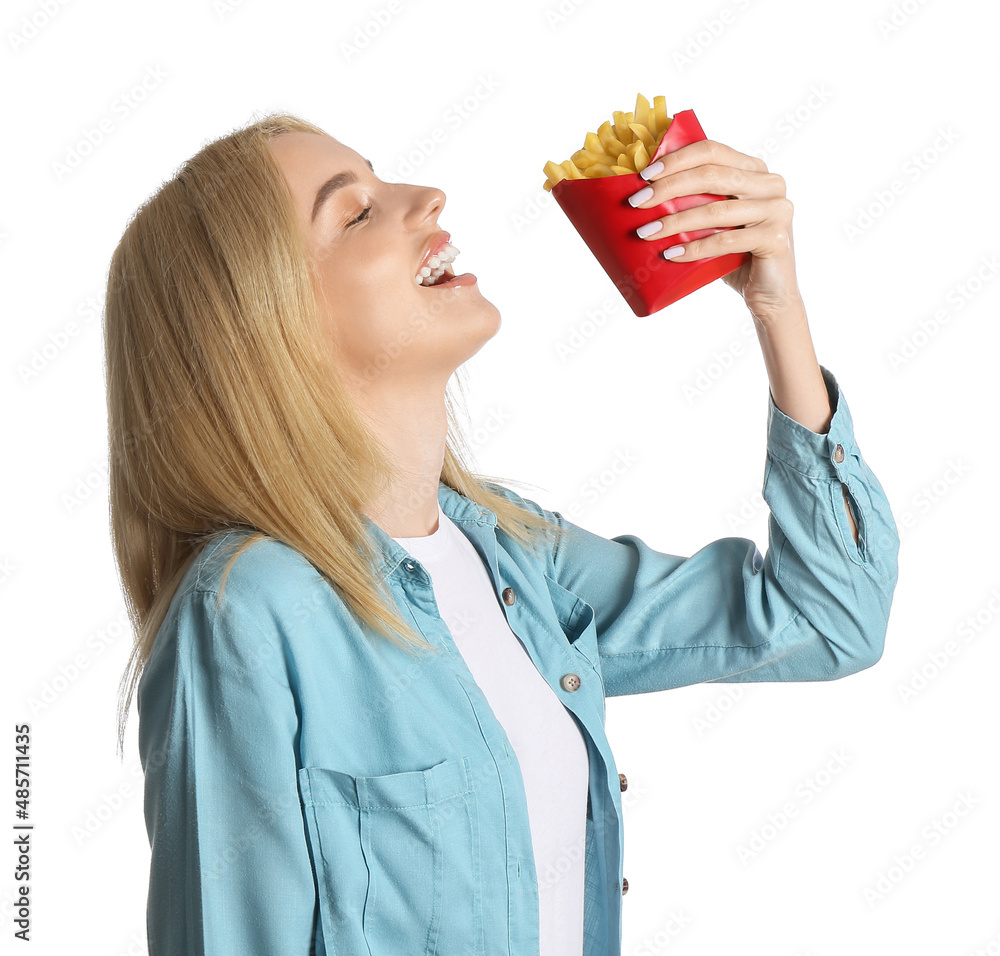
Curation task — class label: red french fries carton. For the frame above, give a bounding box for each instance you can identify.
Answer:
[551,108,750,316]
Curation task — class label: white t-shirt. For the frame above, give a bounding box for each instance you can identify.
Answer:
[392,502,590,956]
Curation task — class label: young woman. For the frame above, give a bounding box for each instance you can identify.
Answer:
[104,112,899,956]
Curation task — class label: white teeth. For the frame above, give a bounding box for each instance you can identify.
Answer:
[415,243,461,286]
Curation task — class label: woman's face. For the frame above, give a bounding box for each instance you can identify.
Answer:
[268,132,501,394]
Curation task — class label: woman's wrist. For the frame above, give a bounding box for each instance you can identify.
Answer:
[753,300,832,435]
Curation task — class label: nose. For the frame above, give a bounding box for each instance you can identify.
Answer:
[407,185,446,228]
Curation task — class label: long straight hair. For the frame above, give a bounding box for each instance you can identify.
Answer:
[104,111,563,758]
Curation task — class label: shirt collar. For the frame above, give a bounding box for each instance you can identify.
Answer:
[362,479,498,578]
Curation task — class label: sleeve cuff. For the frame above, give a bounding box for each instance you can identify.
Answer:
[766,364,858,480]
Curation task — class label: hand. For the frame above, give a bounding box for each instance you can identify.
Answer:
[628,139,803,324]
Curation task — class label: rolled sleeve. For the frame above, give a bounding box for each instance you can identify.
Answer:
[766,364,853,479]
[735,363,901,677]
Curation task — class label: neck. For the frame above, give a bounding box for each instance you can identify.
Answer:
[356,380,448,538]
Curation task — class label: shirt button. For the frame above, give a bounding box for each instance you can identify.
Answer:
[405,561,415,570]
[502,587,516,606]
[619,772,628,792]
[560,673,581,692]
[833,443,845,463]
[621,877,629,895]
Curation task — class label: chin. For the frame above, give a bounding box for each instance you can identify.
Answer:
[483,299,501,336]
[454,303,501,365]
[475,301,502,348]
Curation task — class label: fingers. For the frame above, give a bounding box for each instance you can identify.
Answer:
[648,214,793,262]
[635,197,791,242]
[632,140,783,206]
[630,166,786,207]
[645,138,769,178]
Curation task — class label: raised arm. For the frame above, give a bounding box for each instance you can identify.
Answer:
[495,364,900,693]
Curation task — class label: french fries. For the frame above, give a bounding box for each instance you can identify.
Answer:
[543,93,672,191]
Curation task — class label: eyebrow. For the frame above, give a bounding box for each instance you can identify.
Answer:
[311,157,375,224]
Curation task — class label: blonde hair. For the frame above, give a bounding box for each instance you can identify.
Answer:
[104,110,563,758]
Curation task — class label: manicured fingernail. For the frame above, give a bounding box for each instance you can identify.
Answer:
[636,220,663,239]
[627,185,654,207]
[662,245,685,259]
[640,160,664,181]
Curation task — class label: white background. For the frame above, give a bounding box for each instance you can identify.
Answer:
[3,0,998,953]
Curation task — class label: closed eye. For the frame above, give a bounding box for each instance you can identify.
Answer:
[348,204,372,226]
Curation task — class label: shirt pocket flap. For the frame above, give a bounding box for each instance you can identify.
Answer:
[299,756,472,809]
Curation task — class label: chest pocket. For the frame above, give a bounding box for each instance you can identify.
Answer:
[298,755,484,956]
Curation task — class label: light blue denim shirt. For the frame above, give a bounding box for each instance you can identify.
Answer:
[138,364,900,956]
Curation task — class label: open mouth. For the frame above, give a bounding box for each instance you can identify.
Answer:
[415,243,460,287]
